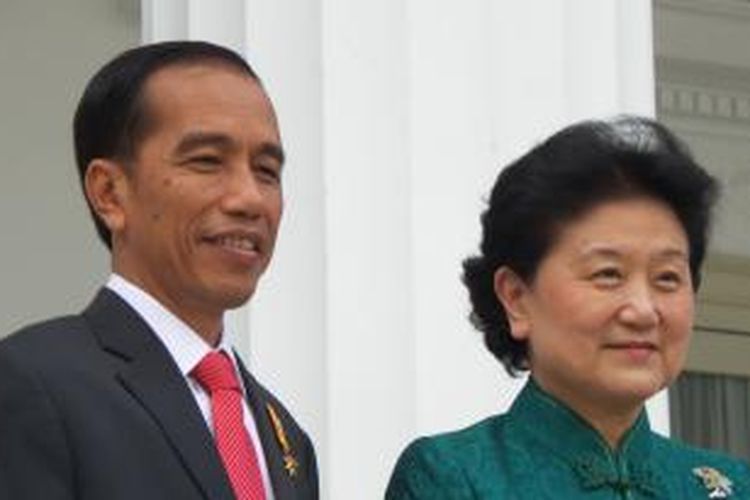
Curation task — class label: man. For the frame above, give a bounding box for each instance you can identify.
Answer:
[0,41,318,500]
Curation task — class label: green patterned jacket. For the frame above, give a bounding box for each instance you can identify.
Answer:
[386,380,750,499]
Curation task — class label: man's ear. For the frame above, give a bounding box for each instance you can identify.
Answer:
[493,266,532,340]
[84,159,129,235]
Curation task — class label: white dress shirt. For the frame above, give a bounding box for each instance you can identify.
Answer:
[106,274,275,499]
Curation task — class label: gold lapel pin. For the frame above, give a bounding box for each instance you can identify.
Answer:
[266,403,299,478]
[693,466,733,498]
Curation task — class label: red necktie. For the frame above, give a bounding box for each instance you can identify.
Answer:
[192,351,267,500]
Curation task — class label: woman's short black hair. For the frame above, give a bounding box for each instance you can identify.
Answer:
[462,116,719,376]
[73,41,259,249]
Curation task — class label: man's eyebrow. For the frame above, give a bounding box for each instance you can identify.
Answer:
[174,131,234,156]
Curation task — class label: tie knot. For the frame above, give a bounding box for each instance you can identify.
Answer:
[192,351,241,394]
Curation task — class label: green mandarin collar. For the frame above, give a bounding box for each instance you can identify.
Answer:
[508,379,663,497]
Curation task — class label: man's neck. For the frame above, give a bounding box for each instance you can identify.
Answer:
[108,271,223,346]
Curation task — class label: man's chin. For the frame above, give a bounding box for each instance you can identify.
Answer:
[199,273,261,311]
[219,284,257,310]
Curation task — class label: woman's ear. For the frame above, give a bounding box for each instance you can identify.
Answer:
[84,159,129,235]
[493,266,532,340]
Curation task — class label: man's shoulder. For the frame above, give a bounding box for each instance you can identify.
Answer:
[0,313,98,381]
[1,314,88,354]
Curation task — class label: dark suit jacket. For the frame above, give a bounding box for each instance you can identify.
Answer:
[0,289,318,500]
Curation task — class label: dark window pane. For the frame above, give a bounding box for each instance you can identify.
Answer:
[669,371,750,462]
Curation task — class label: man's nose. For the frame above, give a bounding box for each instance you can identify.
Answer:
[221,166,264,217]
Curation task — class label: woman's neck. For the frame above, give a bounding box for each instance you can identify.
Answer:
[532,376,644,450]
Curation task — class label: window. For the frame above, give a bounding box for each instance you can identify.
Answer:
[654,0,750,459]
[670,371,750,461]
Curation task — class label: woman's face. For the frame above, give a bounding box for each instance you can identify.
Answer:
[497,196,694,417]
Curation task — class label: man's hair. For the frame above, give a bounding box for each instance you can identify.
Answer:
[73,41,260,248]
[462,116,719,376]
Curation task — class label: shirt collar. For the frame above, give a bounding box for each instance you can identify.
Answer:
[105,274,239,378]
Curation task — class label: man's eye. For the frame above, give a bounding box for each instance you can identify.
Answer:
[190,155,222,165]
[256,165,281,183]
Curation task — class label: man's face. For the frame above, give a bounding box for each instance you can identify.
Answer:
[113,63,283,337]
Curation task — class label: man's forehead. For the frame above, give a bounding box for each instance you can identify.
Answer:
[125,61,282,163]
[136,61,277,137]
[142,60,263,98]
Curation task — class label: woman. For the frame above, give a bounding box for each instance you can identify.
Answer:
[386,117,750,499]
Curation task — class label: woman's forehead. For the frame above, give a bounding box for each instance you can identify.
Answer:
[543,197,689,258]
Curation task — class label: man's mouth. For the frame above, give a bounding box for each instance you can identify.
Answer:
[203,231,265,261]
[213,235,258,252]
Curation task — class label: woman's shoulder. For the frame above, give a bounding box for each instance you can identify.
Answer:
[649,433,750,497]
[409,414,507,455]
[385,415,512,499]
[650,432,750,472]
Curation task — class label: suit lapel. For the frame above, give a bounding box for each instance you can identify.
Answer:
[237,359,297,500]
[83,289,235,500]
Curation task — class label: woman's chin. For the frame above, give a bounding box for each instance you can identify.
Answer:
[600,374,669,408]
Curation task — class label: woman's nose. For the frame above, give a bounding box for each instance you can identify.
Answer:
[618,283,660,331]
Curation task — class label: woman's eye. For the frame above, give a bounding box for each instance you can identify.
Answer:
[591,268,622,285]
[655,271,683,290]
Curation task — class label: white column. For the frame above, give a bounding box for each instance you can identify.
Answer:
[409,0,530,439]
[140,0,186,42]
[141,0,245,51]
[321,0,414,497]
[615,0,657,116]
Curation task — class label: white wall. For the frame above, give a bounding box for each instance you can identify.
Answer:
[0,1,138,335]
